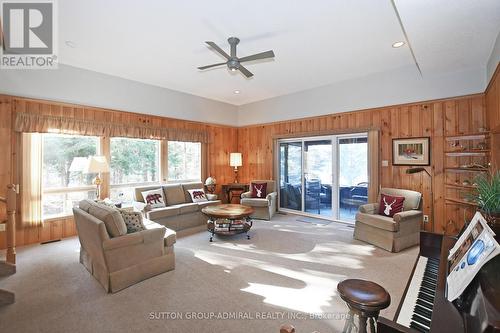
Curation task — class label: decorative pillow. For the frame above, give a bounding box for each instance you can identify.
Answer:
[378,194,405,217]
[188,189,208,203]
[251,182,268,198]
[141,189,166,208]
[96,199,118,209]
[119,210,146,234]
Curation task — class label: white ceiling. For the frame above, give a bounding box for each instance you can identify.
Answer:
[58,0,500,106]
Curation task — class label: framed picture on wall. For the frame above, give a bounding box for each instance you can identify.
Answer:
[392,137,430,166]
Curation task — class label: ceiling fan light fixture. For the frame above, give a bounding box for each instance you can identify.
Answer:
[234,90,240,94]
[392,41,405,48]
[199,37,274,78]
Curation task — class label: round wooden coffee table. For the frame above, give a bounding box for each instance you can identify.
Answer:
[201,204,254,242]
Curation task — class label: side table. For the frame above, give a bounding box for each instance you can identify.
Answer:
[221,183,249,203]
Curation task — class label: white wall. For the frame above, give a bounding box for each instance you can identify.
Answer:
[0,64,238,126]
[0,62,491,128]
[236,65,486,126]
[487,30,500,84]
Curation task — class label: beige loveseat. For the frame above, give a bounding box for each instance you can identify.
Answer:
[73,199,176,293]
[240,180,277,220]
[133,182,221,231]
[354,188,422,252]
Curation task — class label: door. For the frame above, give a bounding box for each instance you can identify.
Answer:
[304,139,332,217]
[338,136,368,221]
[279,141,302,212]
[277,133,367,222]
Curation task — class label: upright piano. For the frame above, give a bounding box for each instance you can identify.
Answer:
[378,232,500,333]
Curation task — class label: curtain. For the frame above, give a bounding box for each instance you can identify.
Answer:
[21,133,43,227]
[367,129,380,203]
[14,112,209,143]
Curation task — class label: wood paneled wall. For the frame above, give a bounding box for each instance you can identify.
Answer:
[237,94,489,234]
[1,63,499,249]
[0,94,237,249]
[486,64,500,170]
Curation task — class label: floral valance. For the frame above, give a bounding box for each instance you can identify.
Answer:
[14,112,209,143]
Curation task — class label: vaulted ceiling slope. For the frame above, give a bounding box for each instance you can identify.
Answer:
[58,0,500,106]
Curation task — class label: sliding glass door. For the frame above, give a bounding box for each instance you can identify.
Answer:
[279,142,302,211]
[338,136,368,221]
[278,133,367,222]
[304,140,332,217]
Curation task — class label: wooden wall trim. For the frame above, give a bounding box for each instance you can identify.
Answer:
[271,127,377,140]
[239,93,485,129]
[0,93,236,130]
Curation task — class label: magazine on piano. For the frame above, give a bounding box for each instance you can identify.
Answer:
[446,211,500,301]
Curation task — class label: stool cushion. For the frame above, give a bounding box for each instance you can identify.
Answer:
[337,279,390,310]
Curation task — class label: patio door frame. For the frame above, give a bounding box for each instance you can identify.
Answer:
[275,131,369,223]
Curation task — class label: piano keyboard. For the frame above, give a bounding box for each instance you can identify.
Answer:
[396,256,440,332]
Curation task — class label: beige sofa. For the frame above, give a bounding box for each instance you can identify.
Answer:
[73,199,176,293]
[354,188,422,252]
[133,182,221,231]
[240,180,277,220]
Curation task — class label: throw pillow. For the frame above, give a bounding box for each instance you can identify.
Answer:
[251,182,268,198]
[188,189,208,203]
[141,189,166,208]
[96,199,117,209]
[378,194,405,217]
[119,210,146,233]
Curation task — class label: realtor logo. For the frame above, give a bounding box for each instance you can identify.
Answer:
[1,1,57,69]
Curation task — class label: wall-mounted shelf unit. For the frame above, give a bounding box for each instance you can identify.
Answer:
[445,198,479,207]
[443,132,490,208]
[445,183,477,190]
[444,150,489,157]
[444,133,489,141]
[444,167,489,173]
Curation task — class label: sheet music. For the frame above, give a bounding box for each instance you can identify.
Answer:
[446,212,500,301]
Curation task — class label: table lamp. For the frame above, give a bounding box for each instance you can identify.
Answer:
[84,155,109,199]
[205,176,217,194]
[229,153,242,183]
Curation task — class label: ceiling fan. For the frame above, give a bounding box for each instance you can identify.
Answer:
[198,37,275,78]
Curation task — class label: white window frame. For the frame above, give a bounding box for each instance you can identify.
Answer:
[108,137,162,200]
[41,134,100,220]
[166,141,202,183]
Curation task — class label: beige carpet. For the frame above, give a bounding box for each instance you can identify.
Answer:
[0,214,417,333]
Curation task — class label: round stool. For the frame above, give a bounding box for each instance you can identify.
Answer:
[337,279,391,333]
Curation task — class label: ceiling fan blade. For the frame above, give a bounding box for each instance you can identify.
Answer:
[205,41,230,59]
[239,50,275,63]
[238,65,254,78]
[197,62,226,70]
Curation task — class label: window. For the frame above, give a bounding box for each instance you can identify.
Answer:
[168,141,201,182]
[42,134,99,218]
[110,137,160,201]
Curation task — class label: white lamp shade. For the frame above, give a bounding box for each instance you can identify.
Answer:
[84,155,109,174]
[205,176,216,185]
[229,153,242,167]
[69,157,89,172]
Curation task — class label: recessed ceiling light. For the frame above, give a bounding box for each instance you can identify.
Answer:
[65,40,76,48]
[234,90,240,94]
[392,41,405,48]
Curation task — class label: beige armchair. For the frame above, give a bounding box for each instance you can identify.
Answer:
[240,180,277,220]
[73,200,176,293]
[354,188,422,252]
